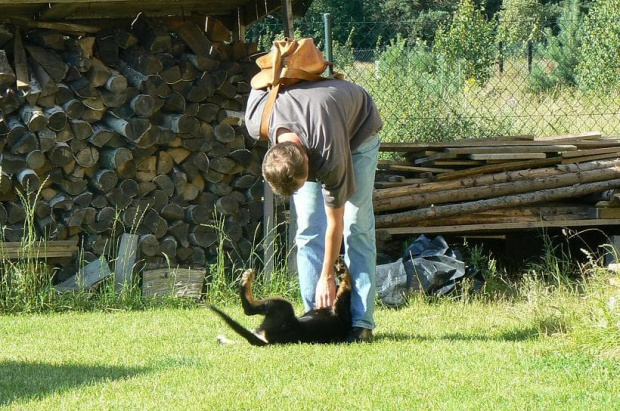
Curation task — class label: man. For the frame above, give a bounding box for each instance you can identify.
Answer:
[245,77,383,343]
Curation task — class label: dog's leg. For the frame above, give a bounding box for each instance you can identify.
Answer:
[240,269,296,321]
[332,257,353,322]
[240,269,269,316]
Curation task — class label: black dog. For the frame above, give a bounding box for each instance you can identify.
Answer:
[210,258,352,346]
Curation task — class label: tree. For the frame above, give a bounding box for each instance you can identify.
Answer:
[497,0,547,45]
[529,0,584,92]
[434,0,497,84]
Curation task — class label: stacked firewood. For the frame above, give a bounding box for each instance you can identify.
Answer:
[0,16,264,273]
[374,132,620,236]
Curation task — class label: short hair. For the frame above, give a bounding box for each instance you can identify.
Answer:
[262,141,308,197]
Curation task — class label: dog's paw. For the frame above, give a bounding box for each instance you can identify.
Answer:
[334,257,352,290]
[241,269,255,286]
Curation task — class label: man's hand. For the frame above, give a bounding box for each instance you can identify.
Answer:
[315,271,337,309]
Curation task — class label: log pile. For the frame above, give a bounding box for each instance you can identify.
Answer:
[0,17,264,276]
[374,132,620,237]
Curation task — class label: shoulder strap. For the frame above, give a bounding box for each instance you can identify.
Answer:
[259,83,281,140]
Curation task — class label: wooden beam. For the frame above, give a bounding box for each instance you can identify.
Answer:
[379,218,620,236]
[38,3,80,20]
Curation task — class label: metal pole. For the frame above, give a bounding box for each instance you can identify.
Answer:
[323,13,333,76]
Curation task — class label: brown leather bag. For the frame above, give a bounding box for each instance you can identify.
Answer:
[251,38,339,140]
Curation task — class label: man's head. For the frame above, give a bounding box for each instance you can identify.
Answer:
[262,141,308,197]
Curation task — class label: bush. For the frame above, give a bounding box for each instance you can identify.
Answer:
[434,0,497,86]
[577,0,620,91]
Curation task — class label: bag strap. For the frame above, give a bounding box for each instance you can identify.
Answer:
[259,82,281,140]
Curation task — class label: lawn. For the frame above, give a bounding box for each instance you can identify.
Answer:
[1,277,618,410]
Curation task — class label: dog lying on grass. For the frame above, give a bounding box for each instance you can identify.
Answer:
[210,258,352,346]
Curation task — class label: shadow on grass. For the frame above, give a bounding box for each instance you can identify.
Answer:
[0,360,150,406]
[376,326,540,343]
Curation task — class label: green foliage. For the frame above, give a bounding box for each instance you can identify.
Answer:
[330,28,356,69]
[577,0,620,91]
[361,35,510,143]
[434,0,497,85]
[528,0,583,93]
[497,0,546,45]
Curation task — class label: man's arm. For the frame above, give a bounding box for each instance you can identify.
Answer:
[315,204,344,309]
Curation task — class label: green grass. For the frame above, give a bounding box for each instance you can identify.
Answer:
[1,274,618,410]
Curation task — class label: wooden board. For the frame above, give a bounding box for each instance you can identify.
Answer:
[142,267,206,299]
[561,146,620,158]
[0,239,78,259]
[446,144,576,154]
[378,218,620,236]
[0,1,285,30]
[533,131,602,141]
[469,153,547,160]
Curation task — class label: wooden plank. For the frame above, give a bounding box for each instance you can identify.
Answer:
[413,151,456,165]
[561,152,620,164]
[142,267,206,299]
[469,153,547,160]
[55,258,112,292]
[114,233,139,293]
[379,164,454,174]
[432,160,485,166]
[0,239,78,259]
[378,218,620,236]
[561,146,620,158]
[446,144,577,154]
[533,131,602,141]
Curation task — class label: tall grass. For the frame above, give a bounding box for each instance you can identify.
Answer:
[0,182,56,313]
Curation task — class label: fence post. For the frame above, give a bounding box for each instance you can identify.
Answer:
[498,41,504,74]
[527,40,533,73]
[323,13,333,76]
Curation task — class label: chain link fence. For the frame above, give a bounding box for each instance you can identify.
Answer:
[246,15,619,142]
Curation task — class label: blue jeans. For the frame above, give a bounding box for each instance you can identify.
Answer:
[291,135,379,330]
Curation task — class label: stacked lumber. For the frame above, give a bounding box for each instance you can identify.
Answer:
[0,16,263,273]
[374,132,620,236]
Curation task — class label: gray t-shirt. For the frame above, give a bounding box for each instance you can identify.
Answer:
[245,79,383,207]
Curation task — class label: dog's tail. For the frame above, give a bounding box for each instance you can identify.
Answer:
[209,305,268,346]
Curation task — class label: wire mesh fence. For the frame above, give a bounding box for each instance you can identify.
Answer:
[246,15,619,142]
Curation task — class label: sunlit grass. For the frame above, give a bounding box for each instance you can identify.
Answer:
[0,267,618,410]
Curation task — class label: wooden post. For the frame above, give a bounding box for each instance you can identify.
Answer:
[281,0,294,38]
[261,0,295,281]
